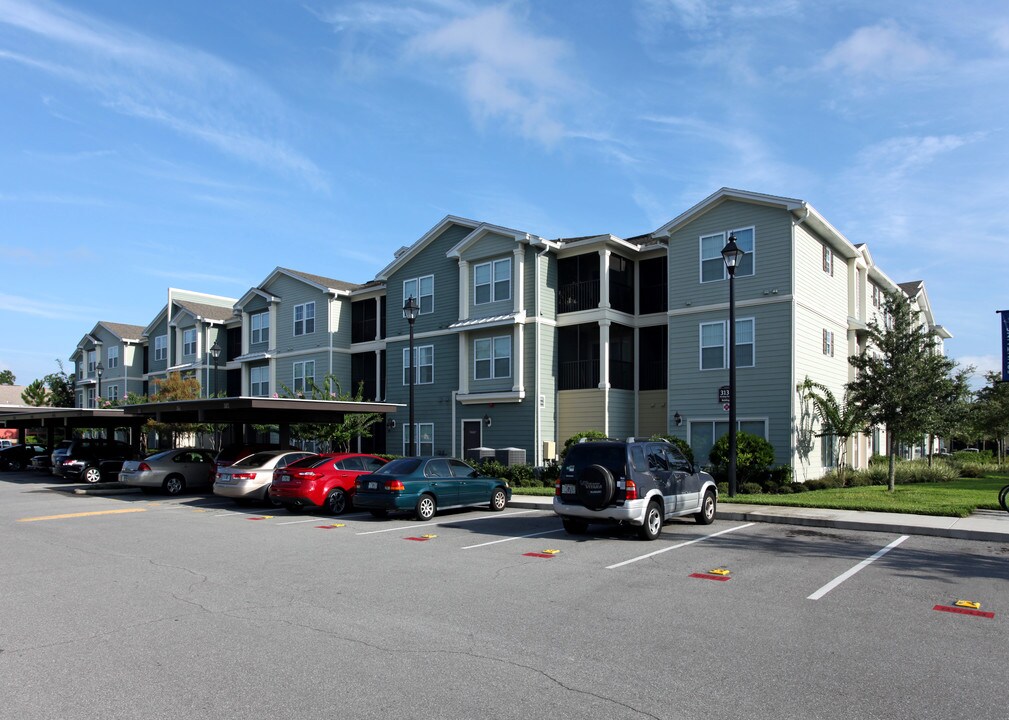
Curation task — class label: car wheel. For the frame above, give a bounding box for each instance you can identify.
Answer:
[8,459,22,472]
[369,509,388,518]
[264,488,282,507]
[83,466,102,484]
[489,488,507,511]
[562,517,588,535]
[326,488,349,515]
[415,494,436,521]
[638,501,663,540]
[163,475,186,496]
[695,489,716,525]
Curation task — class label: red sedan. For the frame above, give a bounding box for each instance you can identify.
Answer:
[269,453,387,514]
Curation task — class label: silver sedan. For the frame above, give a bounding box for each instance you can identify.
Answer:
[213,450,316,504]
[119,448,216,496]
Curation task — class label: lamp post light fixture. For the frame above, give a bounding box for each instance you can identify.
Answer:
[209,342,222,398]
[95,361,104,403]
[721,233,745,498]
[403,296,420,457]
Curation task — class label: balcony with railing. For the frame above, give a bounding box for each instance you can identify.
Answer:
[558,359,600,390]
[558,279,600,314]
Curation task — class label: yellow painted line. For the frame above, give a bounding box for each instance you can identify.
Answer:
[18,508,148,523]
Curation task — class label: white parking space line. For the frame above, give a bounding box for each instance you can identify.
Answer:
[461,528,564,550]
[807,535,909,600]
[355,510,538,535]
[606,523,756,569]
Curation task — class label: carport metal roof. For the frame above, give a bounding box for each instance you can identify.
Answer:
[0,407,140,431]
[122,396,402,425]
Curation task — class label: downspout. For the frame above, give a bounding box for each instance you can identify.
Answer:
[534,241,551,466]
[452,390,458,458]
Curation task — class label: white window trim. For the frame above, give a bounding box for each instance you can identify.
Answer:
[293,302,316,336]
[251,311,269,344]
[823,329,835,357]
[293,360,315,393]
[87,350,96,373]
[107,346,119,369]
[183,328,197,356]
[403,344,434,385]
[105,384,120,402]
[687,418,769,444]
[403,423,435,456]
[698,318,755,371]
[822,244,834,276]
[473,258,512,305]
[250,366,270,397]
[154,335,168,362]
[698,226,756,283]
[403,275,435,315]
[474,336,512,380]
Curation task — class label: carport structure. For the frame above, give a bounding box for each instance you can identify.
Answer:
[0,397,401,452]
[123,397,402,448]
[0,407,147,450]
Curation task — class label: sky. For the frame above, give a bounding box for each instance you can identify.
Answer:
[1,0,1006,389]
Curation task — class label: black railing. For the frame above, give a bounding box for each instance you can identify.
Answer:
[559,359,600,390]
[558,280,600,313]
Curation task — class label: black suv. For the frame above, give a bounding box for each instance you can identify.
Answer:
[57,439,136,484]
[553,438,717,540]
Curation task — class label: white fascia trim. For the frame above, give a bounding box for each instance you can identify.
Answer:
[234,352,274,363]
[555,235,644,256]
[267,267,353,295]
[142,305,169,338]
[652,187,805,238]
[666,294,794,317]
[376,215,482,281]
[445,223,539,259]
[350,339,388,353]
[349,285,387,299]
[236,286,279,310]
[457,390,526,405]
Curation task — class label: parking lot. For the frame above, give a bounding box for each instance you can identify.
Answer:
[2,471,1007,720]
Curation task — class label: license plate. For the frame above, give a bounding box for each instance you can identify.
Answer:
[368,481,377,489]
[562,484,574,494]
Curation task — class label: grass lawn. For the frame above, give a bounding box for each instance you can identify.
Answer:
[511,486,555,497]
[721,473,1009,517]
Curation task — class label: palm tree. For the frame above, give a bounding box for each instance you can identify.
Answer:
[797,377,864,485]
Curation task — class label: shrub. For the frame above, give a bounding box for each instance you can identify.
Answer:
[649,434,695,466]
[845,473,871,487]
[561,430,609,458]
[739,482,763,495]
[716,481,728,496]
[953,462,988,478]
[767,465,794,485]
[953,450,995,464]
[894,460,959,484]
[776,484,794,494]
[709,432,775,485]
[805,479,828,491]
[790,482,809,493]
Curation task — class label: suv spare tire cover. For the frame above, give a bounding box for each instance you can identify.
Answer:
[576,464,616,510]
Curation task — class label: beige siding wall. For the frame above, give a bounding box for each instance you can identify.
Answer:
[557,389,605,448]
[637,389,667,437]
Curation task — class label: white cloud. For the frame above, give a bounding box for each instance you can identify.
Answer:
[851,134,978,186]
[820,21,941,79]
[0,292,101,321]
[0,0,326,189]
[407,5,573,144]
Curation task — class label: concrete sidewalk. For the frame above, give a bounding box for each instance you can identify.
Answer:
[508,494,1009,543]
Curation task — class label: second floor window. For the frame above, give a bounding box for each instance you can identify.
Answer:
[823,329,835,357]
[403,275,434,315]
[294,302,315,336]
[700,318,755,370]
[183,329,197,356]
[403,345,434,385]
[293,360,315,393]
[700,228,754,282]
[474,258,511,304]
[107,346,119,369]
[822,244,834,276]
[250,366,269,396]
[87,350,96,373]
[474,336,511,380]
[251,312,269,344]
[154,335,167,361]
[106,384,119,403]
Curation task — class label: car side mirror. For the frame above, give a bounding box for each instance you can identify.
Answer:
[469,470,479,478]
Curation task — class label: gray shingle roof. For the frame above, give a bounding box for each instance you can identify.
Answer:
[99,322,146,341]
[174,300,235,322]
[280,268,359,292]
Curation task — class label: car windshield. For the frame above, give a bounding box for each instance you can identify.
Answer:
[289,455,331,469]
[373,458,421,475]
[234,452,281,468]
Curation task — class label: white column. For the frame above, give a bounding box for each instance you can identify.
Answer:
[512,323,524,392]
[599,319,610,389]
[241,365,249,396]
[459,333,469,394]
[458,260,470,321]
[374,296,382,341]
[599,249,610,309]
[513,247,525,315]
[375,350,383,401]
[268,302,278,350]
[241,311,250,355]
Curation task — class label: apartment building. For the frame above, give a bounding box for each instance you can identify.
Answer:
[65,188,949,479]
[71,321,146,407]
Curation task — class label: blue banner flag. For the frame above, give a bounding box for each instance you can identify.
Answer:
[1001,310,1009,382]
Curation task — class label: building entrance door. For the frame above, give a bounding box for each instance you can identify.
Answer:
[462,420,482,458]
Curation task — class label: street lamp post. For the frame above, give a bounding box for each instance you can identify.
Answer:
[403,296,419,457]
[95,361,104,404]
[721,234,744,498]
[209,342,222,398]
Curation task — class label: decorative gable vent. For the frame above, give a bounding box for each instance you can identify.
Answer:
[394,246,409,258]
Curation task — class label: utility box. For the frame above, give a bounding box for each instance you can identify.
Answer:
[542,440,556,461]
[466,447,495,463]
[495,447,526,466]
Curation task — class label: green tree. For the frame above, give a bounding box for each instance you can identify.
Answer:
[43,360,75,407]
[279,374,383,452]
[21,379,48,406]
[0,369,15,385]
[920,362,974,465]
[797,377,864,484]
[847,290,959,491]
[972,371,1009,465]
[709,431,775,485]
